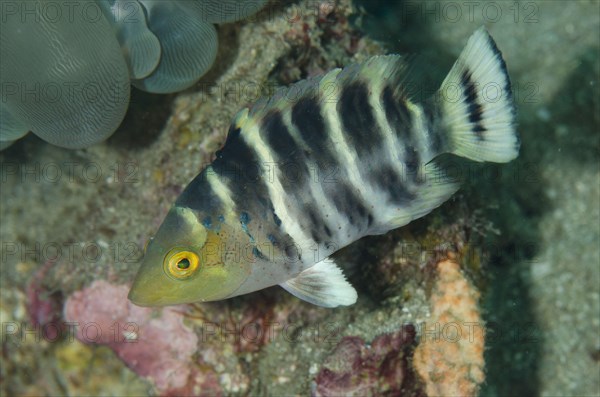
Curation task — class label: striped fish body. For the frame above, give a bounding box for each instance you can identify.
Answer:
[129,28,519,307]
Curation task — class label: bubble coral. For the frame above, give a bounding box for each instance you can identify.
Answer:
[0,0,266,149]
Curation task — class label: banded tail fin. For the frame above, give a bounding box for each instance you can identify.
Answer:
[437,27,519,163]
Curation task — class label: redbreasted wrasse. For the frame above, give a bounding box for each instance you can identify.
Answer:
[129,28,519,307]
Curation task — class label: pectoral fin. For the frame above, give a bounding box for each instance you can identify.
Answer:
[280,259,357,307]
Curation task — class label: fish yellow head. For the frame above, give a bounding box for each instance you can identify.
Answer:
[128,206,251,306]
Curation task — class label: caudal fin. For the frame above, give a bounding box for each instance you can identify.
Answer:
[437,27,519,163]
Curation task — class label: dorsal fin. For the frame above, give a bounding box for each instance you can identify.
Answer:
[239,55,411,125]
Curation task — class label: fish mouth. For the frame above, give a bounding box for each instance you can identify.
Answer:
[128,277,171,307]
[127,287,173,307]
[127,285,155,307]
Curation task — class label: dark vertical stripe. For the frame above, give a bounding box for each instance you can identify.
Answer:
[290,96,375,244]
[266,203,298,270]
[338,81,382,155]
[461,70,486,140]
[371,165,415,205]
[175,169,223,213]
[330,183,371,231]
[210,123,297,259]
[306,205,323,244]
[301,203,338,247]
[382,86,412,141]
[422,98,447,154]
[261,110,310,194]
[212,126,260,182]
[178,125,258,213]
[212,125,269,211]
[291,96,338,172]
[260,110,321,254]
[262,111,295,161]
[486,34,512,99]
[381,86,421,182]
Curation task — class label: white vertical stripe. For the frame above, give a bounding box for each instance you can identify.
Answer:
[205,165,236,211]
[363,82,417,230]
[240,118,315,266]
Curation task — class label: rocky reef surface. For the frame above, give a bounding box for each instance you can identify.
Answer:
[1,0,598,396]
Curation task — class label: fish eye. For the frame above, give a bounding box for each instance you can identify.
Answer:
[164,249,200,280]
[177,258,190,269]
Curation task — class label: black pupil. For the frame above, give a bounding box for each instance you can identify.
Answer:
[177,258,191,270]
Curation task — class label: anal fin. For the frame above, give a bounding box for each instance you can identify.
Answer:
[280,259,357,308]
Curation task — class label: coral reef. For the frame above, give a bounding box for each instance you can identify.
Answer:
[413,258,485,397]
[25,260,64,339]
[273,0,368,83]
[313,326,421,396]
[63,280,204,395]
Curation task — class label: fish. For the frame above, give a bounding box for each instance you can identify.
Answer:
[128,27,519,308]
